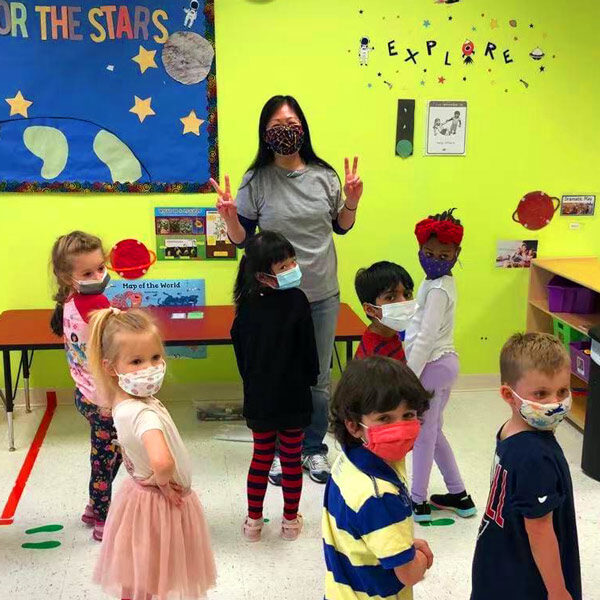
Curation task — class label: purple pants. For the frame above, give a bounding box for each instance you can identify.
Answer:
[411,353,465,503]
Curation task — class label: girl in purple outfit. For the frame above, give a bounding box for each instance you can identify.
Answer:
[404,208,476,523]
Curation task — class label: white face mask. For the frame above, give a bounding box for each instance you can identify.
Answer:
[117,361,166,397]
[369,299,417,332]
[510,388,572,431]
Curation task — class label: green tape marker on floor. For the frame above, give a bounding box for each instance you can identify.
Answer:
[25,524,64,534]
[263,518,270,523]
[419,518,455,527]
[21,541,62,550]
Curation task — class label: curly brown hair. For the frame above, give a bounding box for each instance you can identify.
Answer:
[330,357,432,448]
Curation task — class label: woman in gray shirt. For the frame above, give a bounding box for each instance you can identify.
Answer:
[211,95,363,484]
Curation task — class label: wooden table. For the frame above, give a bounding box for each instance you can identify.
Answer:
[0,304,365,451]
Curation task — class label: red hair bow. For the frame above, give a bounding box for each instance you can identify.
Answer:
[415,218,464,246]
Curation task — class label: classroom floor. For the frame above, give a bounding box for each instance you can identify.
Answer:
[1,390,599,600]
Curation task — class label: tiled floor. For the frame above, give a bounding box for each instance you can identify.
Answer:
[1,390,599,599]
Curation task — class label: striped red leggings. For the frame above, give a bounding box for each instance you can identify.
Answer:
[247,428,304,521]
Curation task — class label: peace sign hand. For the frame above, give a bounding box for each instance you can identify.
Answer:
[210,175,237,223]
[343,156,363,208]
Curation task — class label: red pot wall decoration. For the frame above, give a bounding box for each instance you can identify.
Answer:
[512,191,559,230]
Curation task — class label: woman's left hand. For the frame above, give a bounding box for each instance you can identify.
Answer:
[343,156,363,208]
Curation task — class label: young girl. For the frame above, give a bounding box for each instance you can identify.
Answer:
[404,209,476,522]
[50,231,120,541]
[231,231,319,542]
[87,308,216,600]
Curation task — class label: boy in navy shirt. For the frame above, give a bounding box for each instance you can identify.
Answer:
[471,333,581,600]
[354,261,415,362]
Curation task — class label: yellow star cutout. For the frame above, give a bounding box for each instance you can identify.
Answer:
[5,90,33,117]
[132,45,157,74]
[490,18,499,29]
[129,96,155,123]
[180,110,205,136]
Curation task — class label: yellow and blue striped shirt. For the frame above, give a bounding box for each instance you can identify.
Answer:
[322,445,415,600]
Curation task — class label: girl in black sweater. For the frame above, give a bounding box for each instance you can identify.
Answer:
[231,231,319,542]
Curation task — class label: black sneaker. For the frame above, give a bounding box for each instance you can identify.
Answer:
[412,501,432,523]
[430,491,477,518]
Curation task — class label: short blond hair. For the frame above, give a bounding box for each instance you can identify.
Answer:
[87,308,164,394]
[500,332,570,387]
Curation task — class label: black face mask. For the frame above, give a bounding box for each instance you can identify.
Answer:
[264,124,305,156]
[77,271,111,295]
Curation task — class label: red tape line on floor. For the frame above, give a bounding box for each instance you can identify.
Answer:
[0,392,57,526]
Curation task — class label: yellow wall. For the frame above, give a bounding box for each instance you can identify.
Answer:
[1,0,599,391]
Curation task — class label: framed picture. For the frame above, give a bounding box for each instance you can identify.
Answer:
[425,101,467,156]
[496,240,539,269]
[560,195,596,217]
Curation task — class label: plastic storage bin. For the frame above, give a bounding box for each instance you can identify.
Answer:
[553,318,586,348]
[570,340,592,382]
[547,276,597,314]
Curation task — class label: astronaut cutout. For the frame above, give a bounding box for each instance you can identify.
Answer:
[359,37,374,66]
[184,0,199,28]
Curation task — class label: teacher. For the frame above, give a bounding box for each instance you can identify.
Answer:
[211,95,363,484]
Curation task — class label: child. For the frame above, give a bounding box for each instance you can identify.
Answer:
[405,208,476,522]
[354,261,415,361]
[231,230,319,541]
[50,231,120,541]
[88,308,216,600]
[323,356,434,599]
[471,333,581,600]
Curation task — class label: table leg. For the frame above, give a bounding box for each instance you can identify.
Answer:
[22,350,31,413]
[346,341,353,363]
[3,350,15,451]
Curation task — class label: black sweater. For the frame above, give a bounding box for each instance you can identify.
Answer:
[231,288,319,431]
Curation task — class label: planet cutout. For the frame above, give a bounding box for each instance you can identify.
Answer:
[162,31,215,85]
[530,47,545,60]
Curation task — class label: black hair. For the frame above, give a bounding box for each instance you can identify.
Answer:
[233,230,295,310]
[242,95,338,187]
[354,261,414,311]
[429,207,461,226]
[330,357,432,448]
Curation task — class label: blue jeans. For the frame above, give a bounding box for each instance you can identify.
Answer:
[303,294,340,456]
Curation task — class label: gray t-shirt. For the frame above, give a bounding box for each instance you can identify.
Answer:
[236,164,344,303]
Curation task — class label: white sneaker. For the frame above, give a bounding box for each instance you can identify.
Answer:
[302,453,331,484]
[268,455,283,486]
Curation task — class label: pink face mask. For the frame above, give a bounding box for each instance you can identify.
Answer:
[361,419,421,462]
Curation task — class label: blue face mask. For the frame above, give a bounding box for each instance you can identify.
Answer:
[275,265,302,290]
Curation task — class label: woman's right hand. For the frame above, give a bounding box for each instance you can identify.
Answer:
[210,175,238,223]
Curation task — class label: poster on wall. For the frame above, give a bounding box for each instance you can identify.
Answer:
[155,207,236,260]
[0,1,217,193]
[104,278,207,358]
[495,240,539,269]
[425,101,467,156]
[560,195,595,217]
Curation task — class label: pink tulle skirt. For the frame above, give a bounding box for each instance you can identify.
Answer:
[94,478,217,600]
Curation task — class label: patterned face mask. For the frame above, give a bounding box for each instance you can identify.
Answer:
[117,361,166,397]
[264,124,305,156]
[418,250,457,280]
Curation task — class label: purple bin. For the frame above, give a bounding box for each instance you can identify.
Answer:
[548,276,597,314]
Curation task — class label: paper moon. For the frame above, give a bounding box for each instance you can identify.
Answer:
[530,47,545,60]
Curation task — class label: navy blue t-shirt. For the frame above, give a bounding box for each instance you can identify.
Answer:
[471,429,581,600]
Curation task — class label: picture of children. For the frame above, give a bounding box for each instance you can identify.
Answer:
[426,101,468,155]
[495,240,539,268]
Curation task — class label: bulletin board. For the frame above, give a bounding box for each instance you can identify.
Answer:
[0,1,218,192]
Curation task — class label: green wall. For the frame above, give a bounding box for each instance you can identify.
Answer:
[1,0,599,391]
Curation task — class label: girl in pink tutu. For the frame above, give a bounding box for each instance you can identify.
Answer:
[87,307,216,600]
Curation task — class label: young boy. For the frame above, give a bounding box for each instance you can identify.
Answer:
[471,333,581,600]
[323,356,433,599]
[354,261,415,361]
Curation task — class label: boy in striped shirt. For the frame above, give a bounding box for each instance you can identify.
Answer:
[322,357,433,599]
[354,262,415,362]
